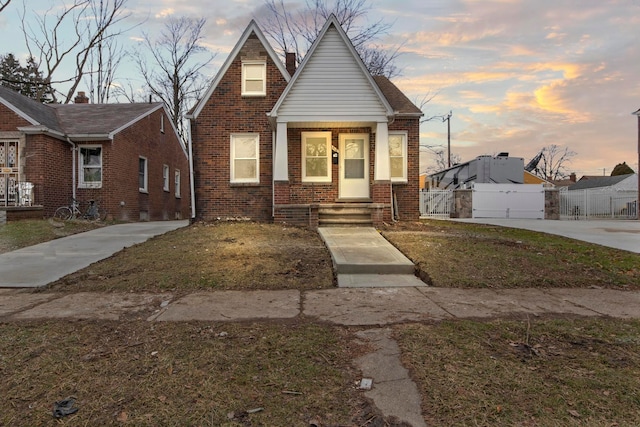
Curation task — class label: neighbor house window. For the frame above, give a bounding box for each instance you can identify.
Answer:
[139,157,148,192]
[160,114,165,133]
[79,146,102,188]
[302,132,331,182]
[241,61,266,96]
[174,169,181,197]
[389,132,407,182]
[163,164,170,191]
[230,134,259,183]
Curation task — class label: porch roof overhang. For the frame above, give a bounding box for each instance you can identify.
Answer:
[267,113,395,130]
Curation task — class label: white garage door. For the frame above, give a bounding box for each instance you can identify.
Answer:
[472,184,544,219]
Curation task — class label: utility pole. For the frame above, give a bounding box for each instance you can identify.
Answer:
[444,111,452,167]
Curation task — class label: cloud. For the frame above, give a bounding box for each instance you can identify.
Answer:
[154,8,174,18]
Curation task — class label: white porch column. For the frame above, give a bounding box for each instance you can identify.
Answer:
[374,121,390,180]
[274,121,288,181]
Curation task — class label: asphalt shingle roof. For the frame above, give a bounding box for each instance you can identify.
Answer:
[0,85,61,132]
[0,86,163,138]
[51,103,163,136]
[372,76,423,116]
[569,174,634,190]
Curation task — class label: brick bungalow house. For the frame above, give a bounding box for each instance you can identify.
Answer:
[187,15,423,228]
[0,86,190,221]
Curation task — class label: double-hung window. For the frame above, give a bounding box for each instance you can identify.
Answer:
[241,61,266,96]
[139,157,148,192]
[230,134,259,183]
[163,164,170,191]
[389,132,408,182]
[79,146,102,188]
[302,132,331,182]
[174,170,181,197]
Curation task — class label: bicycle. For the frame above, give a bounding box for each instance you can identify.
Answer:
[54,199,106,221]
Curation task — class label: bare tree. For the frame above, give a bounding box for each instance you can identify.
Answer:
[534,144,577,181]
[132,16,215,144]
[422,147,461,174]
[0,0,11,14]
[19,0,130,103]
[83,0,130,103]
[259,0,401,78]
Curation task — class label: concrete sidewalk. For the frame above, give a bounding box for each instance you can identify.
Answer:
[3,287,639,324]
[0,220,188,288]
[450,218,640,253]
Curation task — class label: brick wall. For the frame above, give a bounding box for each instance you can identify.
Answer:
[0,103,30,130]
[99,108,190,221]
[1,102,189,220]
[390,117,420,221]
[22,134,73,216]
[191,33,289,222]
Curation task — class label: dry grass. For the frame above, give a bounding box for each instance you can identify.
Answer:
[396,318,640,426]
[0,320,380,426]
[46,221,335,294]
[381,220,640,289]
[3,219,640,425]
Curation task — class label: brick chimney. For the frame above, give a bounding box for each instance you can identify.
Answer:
[285,52,296,76]
[74,91,89,104]
[570,172,576,182]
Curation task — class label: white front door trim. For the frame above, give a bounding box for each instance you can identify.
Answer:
[339,133,369,199]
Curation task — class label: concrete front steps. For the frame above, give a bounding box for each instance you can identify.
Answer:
[318,203,373,227]
[317,227,427,288]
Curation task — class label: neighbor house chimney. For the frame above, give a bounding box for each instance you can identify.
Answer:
[74,91,89,104]
[570,172,576,182]
[285,52,296,76]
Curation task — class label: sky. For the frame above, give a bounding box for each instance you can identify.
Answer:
[1,0,639,176]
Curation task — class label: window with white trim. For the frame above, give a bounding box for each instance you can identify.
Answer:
[139,157,148,192]
[174,169,181,197]
[79,146,102,188]
[389,132,408,182]
[163,164,170,191]
[241,61,266,96]
[230,134,259,183]
[302,132,331,182]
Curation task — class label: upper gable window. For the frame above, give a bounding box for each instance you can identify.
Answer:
[242,61,266,96]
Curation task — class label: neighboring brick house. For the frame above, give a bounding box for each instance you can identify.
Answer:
[187,15,423,228]
[0,86,189,221]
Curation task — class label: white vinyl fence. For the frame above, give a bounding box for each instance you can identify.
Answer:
[560,188,637,220]
[472,183,545,219]
[420,189,453,218]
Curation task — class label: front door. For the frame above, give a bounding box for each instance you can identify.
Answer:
[0,140,19,206]
[339,133,369,199]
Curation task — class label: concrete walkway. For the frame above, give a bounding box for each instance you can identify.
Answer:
[0,220,188,287]
[318,227,426,288]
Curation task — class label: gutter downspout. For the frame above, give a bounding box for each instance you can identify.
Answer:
[66,137,77,202]
[188,129,196,222]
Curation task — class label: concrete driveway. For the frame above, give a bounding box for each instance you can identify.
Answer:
[0,220,188,288]
[450,218,640,253]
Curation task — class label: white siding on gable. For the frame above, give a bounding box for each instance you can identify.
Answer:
[277,27,388,121]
